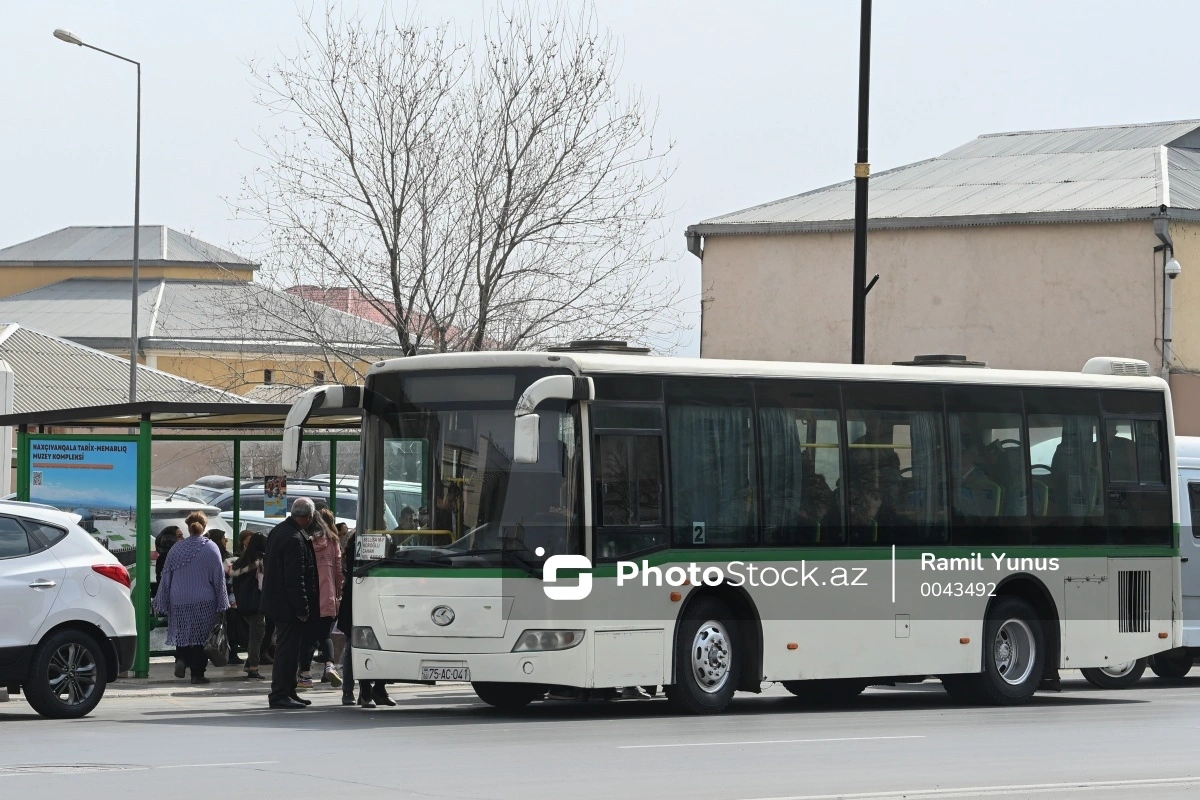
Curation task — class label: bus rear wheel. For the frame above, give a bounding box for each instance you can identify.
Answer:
[944,597,1044,706]
[1148,649,1193,680]
[666,596,741,715]
[472,682,544,711]
[1081,659,1146,689]
[781,679,867,706]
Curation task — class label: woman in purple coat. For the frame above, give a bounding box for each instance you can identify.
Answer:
[154,511,229,684]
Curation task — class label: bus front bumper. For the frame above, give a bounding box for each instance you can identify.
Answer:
[354,643,590,687]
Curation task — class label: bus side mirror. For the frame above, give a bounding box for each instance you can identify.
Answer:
[282,425,303,473]
[514,414,540,464]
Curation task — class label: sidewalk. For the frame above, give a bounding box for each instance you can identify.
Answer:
[109,657,456,699]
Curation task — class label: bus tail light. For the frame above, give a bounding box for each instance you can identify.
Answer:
[512,630,585,653]
[352,626,382,650]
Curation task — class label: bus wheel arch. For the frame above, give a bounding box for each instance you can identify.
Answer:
[991,573,1060,683]
[674,584,763,694]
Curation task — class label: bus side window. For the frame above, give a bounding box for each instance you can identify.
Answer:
[594,432,666,559]
[666,379,758,547]
[1190,483,1200,539]
[842,384,947,546]
[756,381,843,546]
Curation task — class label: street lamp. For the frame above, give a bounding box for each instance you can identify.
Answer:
[54,28,142,402]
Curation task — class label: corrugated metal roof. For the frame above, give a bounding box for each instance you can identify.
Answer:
[691,120,1200,234]
[0,278,400,349]
[0,226,256,267]
[0,324,244,415]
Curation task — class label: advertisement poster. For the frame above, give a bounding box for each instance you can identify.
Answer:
[264,475,287,517]
[28,439,139,548]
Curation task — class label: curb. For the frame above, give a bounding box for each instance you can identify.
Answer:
[106,681,471,699]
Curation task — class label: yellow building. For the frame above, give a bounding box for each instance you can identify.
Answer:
[0,226,402,393]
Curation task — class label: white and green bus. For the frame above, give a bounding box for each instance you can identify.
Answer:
[283,346,1181,714]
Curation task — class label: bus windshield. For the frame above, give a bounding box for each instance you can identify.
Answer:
[361,370,583,567]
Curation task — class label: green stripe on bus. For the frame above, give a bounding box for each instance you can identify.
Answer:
[361,544,1176,579]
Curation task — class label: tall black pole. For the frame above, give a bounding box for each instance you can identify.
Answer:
[850,0,872,365]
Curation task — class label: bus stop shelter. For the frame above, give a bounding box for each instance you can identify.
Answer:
[0,400,361,678]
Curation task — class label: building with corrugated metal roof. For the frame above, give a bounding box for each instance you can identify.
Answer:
[0,226,405,393]
[686,119,1200,432]
[0,323,244,414]
[0,225,257,299]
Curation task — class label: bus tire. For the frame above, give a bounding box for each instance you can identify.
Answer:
[1081,659,1146,689]
[666,596,740,715]
[1148,649,1193,680]
[472,682,543,711]
[950,596,1044,706]
[781,679,867,705]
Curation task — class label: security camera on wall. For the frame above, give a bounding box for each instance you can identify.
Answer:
[1166,258,1182,279]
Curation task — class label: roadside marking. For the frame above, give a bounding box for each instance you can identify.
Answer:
[158,761,279,769]
[738,775,1200,799]
[0,761,278,778]
[618,735,924,750]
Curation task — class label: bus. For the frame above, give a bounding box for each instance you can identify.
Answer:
[1074,435,1200,688]
[282,346,1182,714]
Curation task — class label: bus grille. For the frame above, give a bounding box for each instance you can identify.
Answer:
[1117,570,1151,633]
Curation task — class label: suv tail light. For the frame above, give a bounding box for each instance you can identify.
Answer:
[93,564,132,589]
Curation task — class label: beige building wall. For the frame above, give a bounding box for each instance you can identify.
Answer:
[152,353,371,395]
[0,264,255,299]
[700,221,1160,372]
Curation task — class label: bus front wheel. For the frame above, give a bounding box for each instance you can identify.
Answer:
[945,597,1044,705]
[1148,649,1193,680]
[472,682,544,711]
[666,596,741,715]
[1081,659,1146,689]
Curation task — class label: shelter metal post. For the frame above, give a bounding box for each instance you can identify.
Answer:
[134,417,152,677]
[329,441,337,516]
[16,426,29,502]
[232,439,241,539]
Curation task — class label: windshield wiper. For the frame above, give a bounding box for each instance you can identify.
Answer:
[447,547,543,575]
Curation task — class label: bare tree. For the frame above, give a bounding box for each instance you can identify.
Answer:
[237,2,683,356]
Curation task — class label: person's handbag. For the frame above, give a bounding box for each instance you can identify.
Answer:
[204,617,230,667]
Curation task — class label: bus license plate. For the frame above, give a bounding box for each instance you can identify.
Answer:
[420,665,470,681]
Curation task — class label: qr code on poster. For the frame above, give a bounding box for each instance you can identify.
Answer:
[32,471,43,486]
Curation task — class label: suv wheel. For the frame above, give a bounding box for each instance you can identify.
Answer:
[24,629,108,719]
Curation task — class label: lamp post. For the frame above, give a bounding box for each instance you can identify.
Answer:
[850,0,872,365]
[54,28,141,401]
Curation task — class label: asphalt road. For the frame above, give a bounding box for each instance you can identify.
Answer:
[2,673,1200,800]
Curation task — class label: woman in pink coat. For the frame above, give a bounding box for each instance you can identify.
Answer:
[297,507,343,689]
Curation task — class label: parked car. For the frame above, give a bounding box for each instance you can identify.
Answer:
[0,500,136,718]
[223,508,357,536]
[210,485,360,519]
[93,497,233,576]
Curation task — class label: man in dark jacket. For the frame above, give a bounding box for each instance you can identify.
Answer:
[262,497,318,709]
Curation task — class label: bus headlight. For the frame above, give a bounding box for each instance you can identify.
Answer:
[511,629,584,652]
[352,626,382,650]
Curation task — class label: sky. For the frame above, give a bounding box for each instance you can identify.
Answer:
[4,1,1200,356]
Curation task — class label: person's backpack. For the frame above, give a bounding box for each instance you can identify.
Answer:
[233,562,263,614]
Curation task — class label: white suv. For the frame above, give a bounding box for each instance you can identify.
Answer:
[0,501,137,718]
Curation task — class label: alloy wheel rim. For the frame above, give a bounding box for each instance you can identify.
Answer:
[48,642,97,706]
[994,618,1036,686]
[691,620,732,694]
